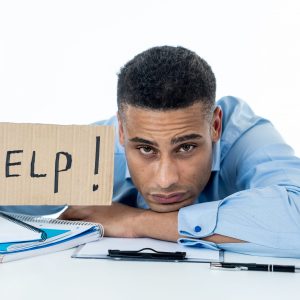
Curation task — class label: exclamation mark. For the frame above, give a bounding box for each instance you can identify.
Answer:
[93,136,100,191]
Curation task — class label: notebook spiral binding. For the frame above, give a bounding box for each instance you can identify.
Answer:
[0,212,47,241]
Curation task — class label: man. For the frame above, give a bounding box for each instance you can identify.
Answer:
[59,46,300,257]
[3,46,300,257]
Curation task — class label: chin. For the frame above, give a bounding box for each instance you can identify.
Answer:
[149,200,194,213]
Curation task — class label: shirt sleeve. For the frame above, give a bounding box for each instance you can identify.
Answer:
[178,118,300,258]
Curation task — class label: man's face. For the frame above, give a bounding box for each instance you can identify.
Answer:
[118,102,222,212]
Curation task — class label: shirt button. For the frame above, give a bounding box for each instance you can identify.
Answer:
[194,225,202,233]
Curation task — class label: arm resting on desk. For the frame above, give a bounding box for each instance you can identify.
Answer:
[60,203,244,243]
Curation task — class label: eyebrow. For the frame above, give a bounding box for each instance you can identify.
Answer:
[171,134,202,145]
[129,134,202,147]
[129,137,159,147]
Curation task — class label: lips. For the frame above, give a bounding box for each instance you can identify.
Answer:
[151,193,186,204]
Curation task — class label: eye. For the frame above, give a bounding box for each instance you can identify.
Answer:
[177,144,196,153]
[137,146,156,156]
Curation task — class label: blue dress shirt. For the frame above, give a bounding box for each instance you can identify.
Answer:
[2,96,300,257]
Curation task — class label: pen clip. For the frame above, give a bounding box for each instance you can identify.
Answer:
[210,263,248,271]
[108,248,186,261]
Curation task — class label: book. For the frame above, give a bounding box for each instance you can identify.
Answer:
[0,212,103,263]
[72,237,223,263]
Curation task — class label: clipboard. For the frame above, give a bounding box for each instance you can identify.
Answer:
[108,248,186,261]
[72,237,224,263]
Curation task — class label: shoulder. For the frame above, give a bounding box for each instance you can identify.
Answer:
[93,115,118,126]
[93,115,124,154]
[217,96,266,130]
[217,96,270,161]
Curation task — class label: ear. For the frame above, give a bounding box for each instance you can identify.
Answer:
[117,112,125,146]
[211,106,222,142]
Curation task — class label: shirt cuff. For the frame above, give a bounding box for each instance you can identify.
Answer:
[178,200,222,250]
[177,237,219,250]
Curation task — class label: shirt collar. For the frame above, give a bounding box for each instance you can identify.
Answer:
[125,162,131,179]
[211,140,221,171]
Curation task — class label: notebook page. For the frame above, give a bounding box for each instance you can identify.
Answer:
[74,237,221,262]
[0,215,42,243]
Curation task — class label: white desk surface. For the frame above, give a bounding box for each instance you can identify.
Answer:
[1,248,299,300]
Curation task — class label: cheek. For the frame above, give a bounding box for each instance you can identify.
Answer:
[181,161,209,182]
[179,150,212,186]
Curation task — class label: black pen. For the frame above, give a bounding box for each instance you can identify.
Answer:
[210,262,300,273]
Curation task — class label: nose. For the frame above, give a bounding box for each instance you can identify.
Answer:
[155,155,180,189]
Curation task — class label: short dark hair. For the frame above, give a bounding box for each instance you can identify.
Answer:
[117,46,216,115]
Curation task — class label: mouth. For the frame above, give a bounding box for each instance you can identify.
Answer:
[151,192,186,204]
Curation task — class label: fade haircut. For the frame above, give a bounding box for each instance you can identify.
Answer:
[117,46,216,118]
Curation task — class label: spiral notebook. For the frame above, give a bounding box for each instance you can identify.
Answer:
[0,211,103,263]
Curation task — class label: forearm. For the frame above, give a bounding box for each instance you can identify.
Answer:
[135,210,179,242]
[135,209,244,243]
[60,203,244,243]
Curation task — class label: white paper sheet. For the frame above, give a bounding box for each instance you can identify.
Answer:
[0,213,42,243]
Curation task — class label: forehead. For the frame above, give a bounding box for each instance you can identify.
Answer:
[121,103,210,139]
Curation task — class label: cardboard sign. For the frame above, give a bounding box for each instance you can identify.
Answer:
[0,123,114,205]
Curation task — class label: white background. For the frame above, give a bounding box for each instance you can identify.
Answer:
[0,0,299,154]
